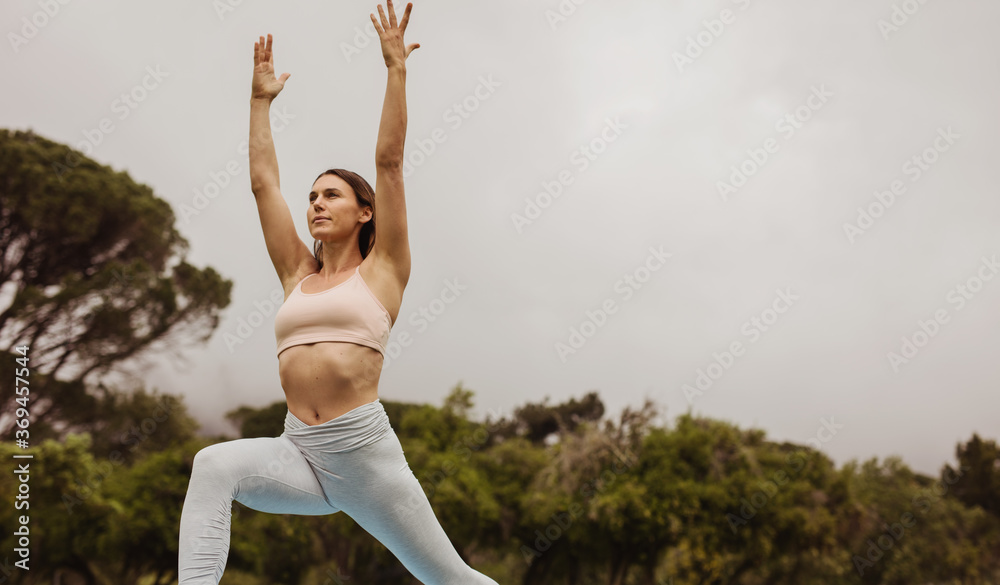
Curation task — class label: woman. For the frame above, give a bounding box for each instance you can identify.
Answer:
[177,3,499,583]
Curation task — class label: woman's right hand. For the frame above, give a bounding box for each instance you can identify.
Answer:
[252,34,290,101]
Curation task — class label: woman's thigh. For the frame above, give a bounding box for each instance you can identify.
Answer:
[192,435,340,516]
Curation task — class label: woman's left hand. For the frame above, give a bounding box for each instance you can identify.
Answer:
[371,0,419,69]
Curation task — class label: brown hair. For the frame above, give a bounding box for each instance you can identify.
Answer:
[311,168,376,269]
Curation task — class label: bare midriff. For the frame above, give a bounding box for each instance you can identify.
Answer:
[278,341,384,426]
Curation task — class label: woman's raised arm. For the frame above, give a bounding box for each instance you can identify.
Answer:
[249,34,312,288]
[370,1,419,283]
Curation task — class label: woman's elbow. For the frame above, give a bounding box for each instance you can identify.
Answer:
[375,156,403,171]
[250,175,278,195]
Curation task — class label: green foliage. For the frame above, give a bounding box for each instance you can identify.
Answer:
[7,126,995,584]
[97,440,203,584]
[0,435,118,583]
[227,508,315,585]
[492,390,605,445]
[87,385,200,465]
[226,400,290,439]
[0,128,232,442]
[944,433,1000,518]
[5,388,1000,585]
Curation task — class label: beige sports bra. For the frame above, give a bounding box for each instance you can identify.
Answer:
[273,266,391,358]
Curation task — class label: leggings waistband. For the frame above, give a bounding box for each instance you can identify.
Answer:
[282,399,391,453]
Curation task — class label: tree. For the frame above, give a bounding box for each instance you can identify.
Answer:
[226,400,289,439]
[848,455,1000,585]
[443,381,475,418]
[944,433,1000,518]
[515,399,652,584]
[489,390,606,446]
[85,384,199,464]
[0,128,232,440]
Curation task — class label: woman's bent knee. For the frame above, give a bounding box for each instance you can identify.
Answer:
[189,440,256,486]
[191,442,234,475]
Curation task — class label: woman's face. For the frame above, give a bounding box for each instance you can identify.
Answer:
[308,173,368,241]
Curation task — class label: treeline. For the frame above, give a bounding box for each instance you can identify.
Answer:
[1,384,998,585]
[2,130,998,584]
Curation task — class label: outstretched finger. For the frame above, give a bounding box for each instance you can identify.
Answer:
[377,4,390,31]
[265,33,273,62]
[399,2,412,31]
[254,39,260,66]
[387,0,397,28]
[370,12,384,35]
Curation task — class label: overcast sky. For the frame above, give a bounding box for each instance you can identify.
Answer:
[4,0,998,477]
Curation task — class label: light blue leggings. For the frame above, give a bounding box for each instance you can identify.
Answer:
[178,399,498,585]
